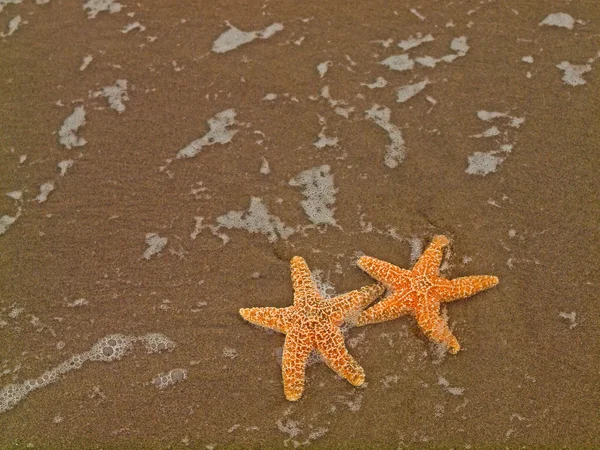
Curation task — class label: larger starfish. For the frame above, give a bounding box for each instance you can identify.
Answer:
[240,256,384,401]
[356,235,499,353]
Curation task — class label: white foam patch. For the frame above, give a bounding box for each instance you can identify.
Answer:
[58,106,87,149]
[222,347,238,359]
[122,22,145,33]
[398,33,434,51]
[438,376,465,395]
[35,181,55,203]
[58,159,74,176]
[214,197,295,243]
[407,237,423,264]
[289,165,337,226]
[556,61,592,86]
[410,8,426,21]
[263,93,277,101]
[470,126,501,138]
[91,79,129,113]
[6,191,22,200]
[317,61,332,78]
[0,209,21,236]
[380,54,414,72]
[176,109,238,159]
[1,15,22,37]
[152,368,187,389]
[361,76,388,89]
[143,233,168,259]
[260,157,270,174]
[79,55,93,71]
[521,55,534,64]
[320,86,355,118]
[382,36,469,72]
[0,0,21,14]
[83,0,122,19]
[365,104,405,168]
[559,311,577,329]
[0,333,174,414]
[539,13,577,30]
[396,79,429,103]
[212,21,284,54]
[465,152,506,176]
[477,110,525,128]
[313,128,339,148]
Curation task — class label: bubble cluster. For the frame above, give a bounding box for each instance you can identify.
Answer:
[138,333,175,354]
[0,332,175,414]
[152,368,188,390]
[0,384,27,413]
[89,334,134,362]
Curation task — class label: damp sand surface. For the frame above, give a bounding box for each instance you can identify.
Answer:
[0,0,599,448]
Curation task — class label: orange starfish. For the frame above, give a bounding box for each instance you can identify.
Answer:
[240,256,384,401]
[356,235,499,354]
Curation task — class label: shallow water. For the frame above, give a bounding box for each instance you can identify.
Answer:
[1,0,599,448]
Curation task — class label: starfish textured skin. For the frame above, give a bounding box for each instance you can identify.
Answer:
[240,256,384,401]
[356,235,499,354]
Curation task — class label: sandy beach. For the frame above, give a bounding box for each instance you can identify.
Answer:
[1,0,599,448]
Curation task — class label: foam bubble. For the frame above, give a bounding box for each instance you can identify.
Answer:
[176,109,238,159]
[0,209,22,236]
[289,165,337,226]
[35,181,55,203]
[539,13,577,30]
[397,33,434,51]
[0,333,175,414]
[0,1,22,14]
[58,159,74,176]
[380,54,414,72]
[317,61,332,78]
[361,76,388,89]
[365,104,406,168]
[83,0,122,19]
[143,233,168,259]
[58,106,87,149]
[313,128,339,149]
[259,157,270,174]
[556,61,592,86]
[138,333,175,353]
[152,368,188,389]
[214,197,295,243]
[1,15,22,38]
[91,80,129,113]
[396,79,429,103]
[122,22,146,34]
[212,21,284,54]
[79,55,93,71]
[465,151,505,176]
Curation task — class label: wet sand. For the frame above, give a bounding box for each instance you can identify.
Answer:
[1,0,599,448]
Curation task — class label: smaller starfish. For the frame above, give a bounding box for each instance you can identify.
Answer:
[240,256,384,401]
[356,235,499,353]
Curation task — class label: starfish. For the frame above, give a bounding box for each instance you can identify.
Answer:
[240,256,384,401]
[356,235,499,354]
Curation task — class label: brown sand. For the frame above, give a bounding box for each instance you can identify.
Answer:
[1,0,599,448]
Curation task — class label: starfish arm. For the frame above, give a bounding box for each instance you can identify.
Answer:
[439,275,499,303]
[290,256,318,305]
[414,301,460,354]
[412,235,450,276]
[282,325,314,401]
[315,324,365,387]
[357,256,411,289]
[355,292,411,326]
[239,306,293,334]
[327,283,385,324]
